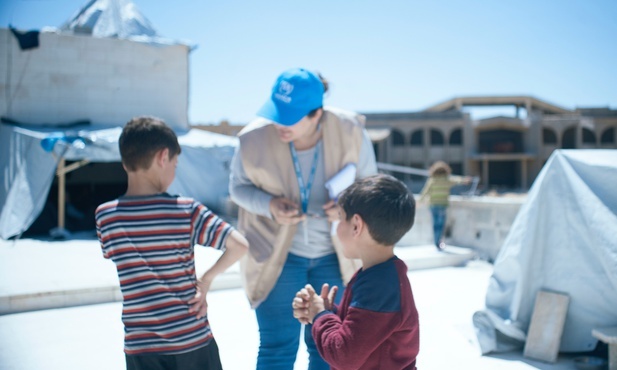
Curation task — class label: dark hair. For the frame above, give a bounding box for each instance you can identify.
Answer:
[338,174,415,246]
[119,116,181,171]
[307,72,329,118]
[428,161,451,177]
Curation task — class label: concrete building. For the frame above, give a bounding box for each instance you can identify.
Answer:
[364,96,617,189]
[195,96,617,190]
[193,120,244,137]
[0,27,190,130]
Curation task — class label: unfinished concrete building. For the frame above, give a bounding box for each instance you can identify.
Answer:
[364,96,617,189]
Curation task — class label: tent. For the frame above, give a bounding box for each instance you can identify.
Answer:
[0,122,237,240]
[58,0,193,47]
[473,149,617,354]
[0,0,235,239]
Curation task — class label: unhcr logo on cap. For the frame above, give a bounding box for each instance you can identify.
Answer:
[274,81,293,103]
[257,68,324,126]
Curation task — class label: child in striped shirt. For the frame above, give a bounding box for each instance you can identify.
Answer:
[95,116,248,370]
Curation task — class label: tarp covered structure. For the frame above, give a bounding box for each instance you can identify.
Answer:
[0,122,237,239]
[473,149,617,354]
[2,0,192,131]
[58,0,192,47]
[0,0,230,240]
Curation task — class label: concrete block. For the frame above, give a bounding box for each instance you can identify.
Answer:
[113,288,124,302]
[0,297,10,315]
[10,292,66,313]
[494,205,518,227]
[524,290,569,363]
[66,288,117,307]
[592,327,617,370]
[475,208,493,224]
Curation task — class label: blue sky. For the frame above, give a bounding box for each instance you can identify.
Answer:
[2,0,616,124]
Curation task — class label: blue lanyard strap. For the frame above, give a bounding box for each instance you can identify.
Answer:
[290,139,321,214]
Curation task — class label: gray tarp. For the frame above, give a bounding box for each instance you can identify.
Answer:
[0,123,237,239]
[473,149,617,354]
[57,0,194,48]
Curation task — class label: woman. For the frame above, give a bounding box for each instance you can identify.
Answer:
[229,68,377,369]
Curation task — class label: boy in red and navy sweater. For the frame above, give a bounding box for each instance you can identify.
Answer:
[96,116,248,370]
[293,174,420,370]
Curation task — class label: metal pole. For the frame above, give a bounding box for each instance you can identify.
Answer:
[57,158,66,230]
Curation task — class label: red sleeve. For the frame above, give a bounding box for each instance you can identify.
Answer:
[312,307,401,369]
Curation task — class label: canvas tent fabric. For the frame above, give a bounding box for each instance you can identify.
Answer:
[0,123,237,239]
[473,149,617,354]
[58,0,191,47]
[61,0,157,38]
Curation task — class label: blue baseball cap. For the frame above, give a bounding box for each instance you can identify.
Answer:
[257,68,325,126]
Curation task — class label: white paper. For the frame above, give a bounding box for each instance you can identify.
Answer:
[325,163,357,200]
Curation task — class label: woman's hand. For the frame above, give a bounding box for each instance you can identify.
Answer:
[322,200,340,222]
[270,197,305,225]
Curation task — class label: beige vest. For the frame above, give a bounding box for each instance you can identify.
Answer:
[237,107,364,308]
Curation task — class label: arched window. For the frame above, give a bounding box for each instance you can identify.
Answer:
[601,127,615,144]
[478,129,522,153]
[562,127,576,149]
[449,128,462,145]
[430,129,444,146]
[410,130,423,146]
[392,129,405,146]
[582,128,596,144]
[542,128,557,144]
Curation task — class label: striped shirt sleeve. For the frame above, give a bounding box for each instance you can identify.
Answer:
[190,202,232,251]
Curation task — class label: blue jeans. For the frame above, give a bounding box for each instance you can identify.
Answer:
[255,252,344,370]
[430,205,447,246]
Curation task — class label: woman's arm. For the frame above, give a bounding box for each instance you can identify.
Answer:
[229,146,273,218]
[357,129,378,178]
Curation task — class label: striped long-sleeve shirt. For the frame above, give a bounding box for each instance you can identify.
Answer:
[95,193,233,355]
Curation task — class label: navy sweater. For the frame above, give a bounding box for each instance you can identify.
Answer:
[312,257,420,370]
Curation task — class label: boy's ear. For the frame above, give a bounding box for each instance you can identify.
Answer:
[351,214,364,237]
[156,148,170,166]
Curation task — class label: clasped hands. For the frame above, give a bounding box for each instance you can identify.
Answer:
[292,283,338,325]
[270,197,340,225]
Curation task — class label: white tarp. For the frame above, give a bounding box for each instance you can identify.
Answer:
[58,0,192,47]
[473,149,617,354]
[0,123,237,239]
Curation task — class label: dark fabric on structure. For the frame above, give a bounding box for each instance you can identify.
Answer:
[9,26,40,50]
[1,117,91,128]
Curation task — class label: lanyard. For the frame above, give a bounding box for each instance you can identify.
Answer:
[290,139,321,214]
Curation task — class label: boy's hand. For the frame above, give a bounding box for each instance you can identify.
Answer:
[319,283,338,312]
[292,287,313,325]
[270,197,305,225]
[305,285,326,323]
[188,279,212,319]
[292,283,338,324]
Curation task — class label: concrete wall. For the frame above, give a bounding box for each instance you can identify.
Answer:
[0,28,189,129]
[398,195,525,261]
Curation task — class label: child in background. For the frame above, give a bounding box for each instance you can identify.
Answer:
[292,174,420,370]
[95,116,248,370]
[419,161,471,251]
